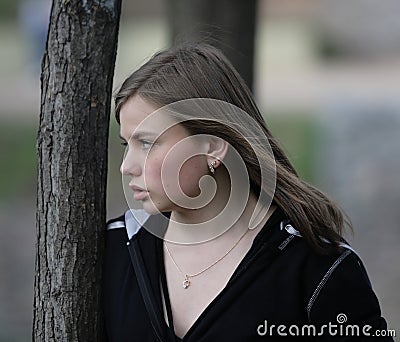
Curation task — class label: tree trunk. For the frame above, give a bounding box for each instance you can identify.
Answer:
[167,0,257,90]
[33,1,121,341]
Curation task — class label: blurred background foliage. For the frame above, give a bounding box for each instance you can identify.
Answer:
[0,123,36,203]
[0,0,19,20]
[1,0,399,340]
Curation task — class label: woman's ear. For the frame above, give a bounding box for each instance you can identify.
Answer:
[206,136,229,169]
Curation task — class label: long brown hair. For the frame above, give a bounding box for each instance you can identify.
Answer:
[114,43,351,254]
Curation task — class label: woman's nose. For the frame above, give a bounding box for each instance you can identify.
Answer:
[120,155,142,177]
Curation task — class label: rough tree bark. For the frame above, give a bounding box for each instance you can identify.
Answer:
[33,0,121,341]
[167,0,257,90]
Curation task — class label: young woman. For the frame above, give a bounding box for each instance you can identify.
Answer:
[103,44,393,341]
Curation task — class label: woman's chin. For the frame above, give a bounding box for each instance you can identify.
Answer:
[141,200,168,216]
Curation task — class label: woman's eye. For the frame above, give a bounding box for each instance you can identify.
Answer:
[120,142,128,147]
[141,140,154,149]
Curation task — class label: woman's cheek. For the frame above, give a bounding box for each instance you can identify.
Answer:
[144,157,163,191]
[147,154,178,202]
[178,156,206,197]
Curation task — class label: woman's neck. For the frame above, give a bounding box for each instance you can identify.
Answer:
[164,167,274,245]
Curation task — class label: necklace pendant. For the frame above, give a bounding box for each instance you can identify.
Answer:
[182,275,191,289]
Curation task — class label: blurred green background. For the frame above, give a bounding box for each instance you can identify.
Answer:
[1,0,399,340]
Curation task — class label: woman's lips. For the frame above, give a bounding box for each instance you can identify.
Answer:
[129,185,148,200]
[133,189,148,200]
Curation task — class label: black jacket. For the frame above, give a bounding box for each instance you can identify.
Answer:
[103,207,393,341]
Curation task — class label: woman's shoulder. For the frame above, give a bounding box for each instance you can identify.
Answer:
[287,236,390,336]
[104,209,151,264]
[280,223,368,287]
[278,223,382,317]
[301,245,374,317]
[104,209,167,262]
[279,223,358,280]
[103,209,158,286]
[106,208,152,238]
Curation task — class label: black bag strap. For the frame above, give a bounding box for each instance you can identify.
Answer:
[158,243,179,342]
[127,235,167,342]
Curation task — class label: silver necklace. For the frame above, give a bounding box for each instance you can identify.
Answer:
[163,227,250,289]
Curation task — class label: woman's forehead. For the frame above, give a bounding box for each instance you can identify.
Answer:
[120,95,158,124]
[119,96,179,139]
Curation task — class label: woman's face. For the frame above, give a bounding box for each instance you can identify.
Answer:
[119,95,210,214]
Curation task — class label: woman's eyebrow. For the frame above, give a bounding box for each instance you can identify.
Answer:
[119,131,157,141]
